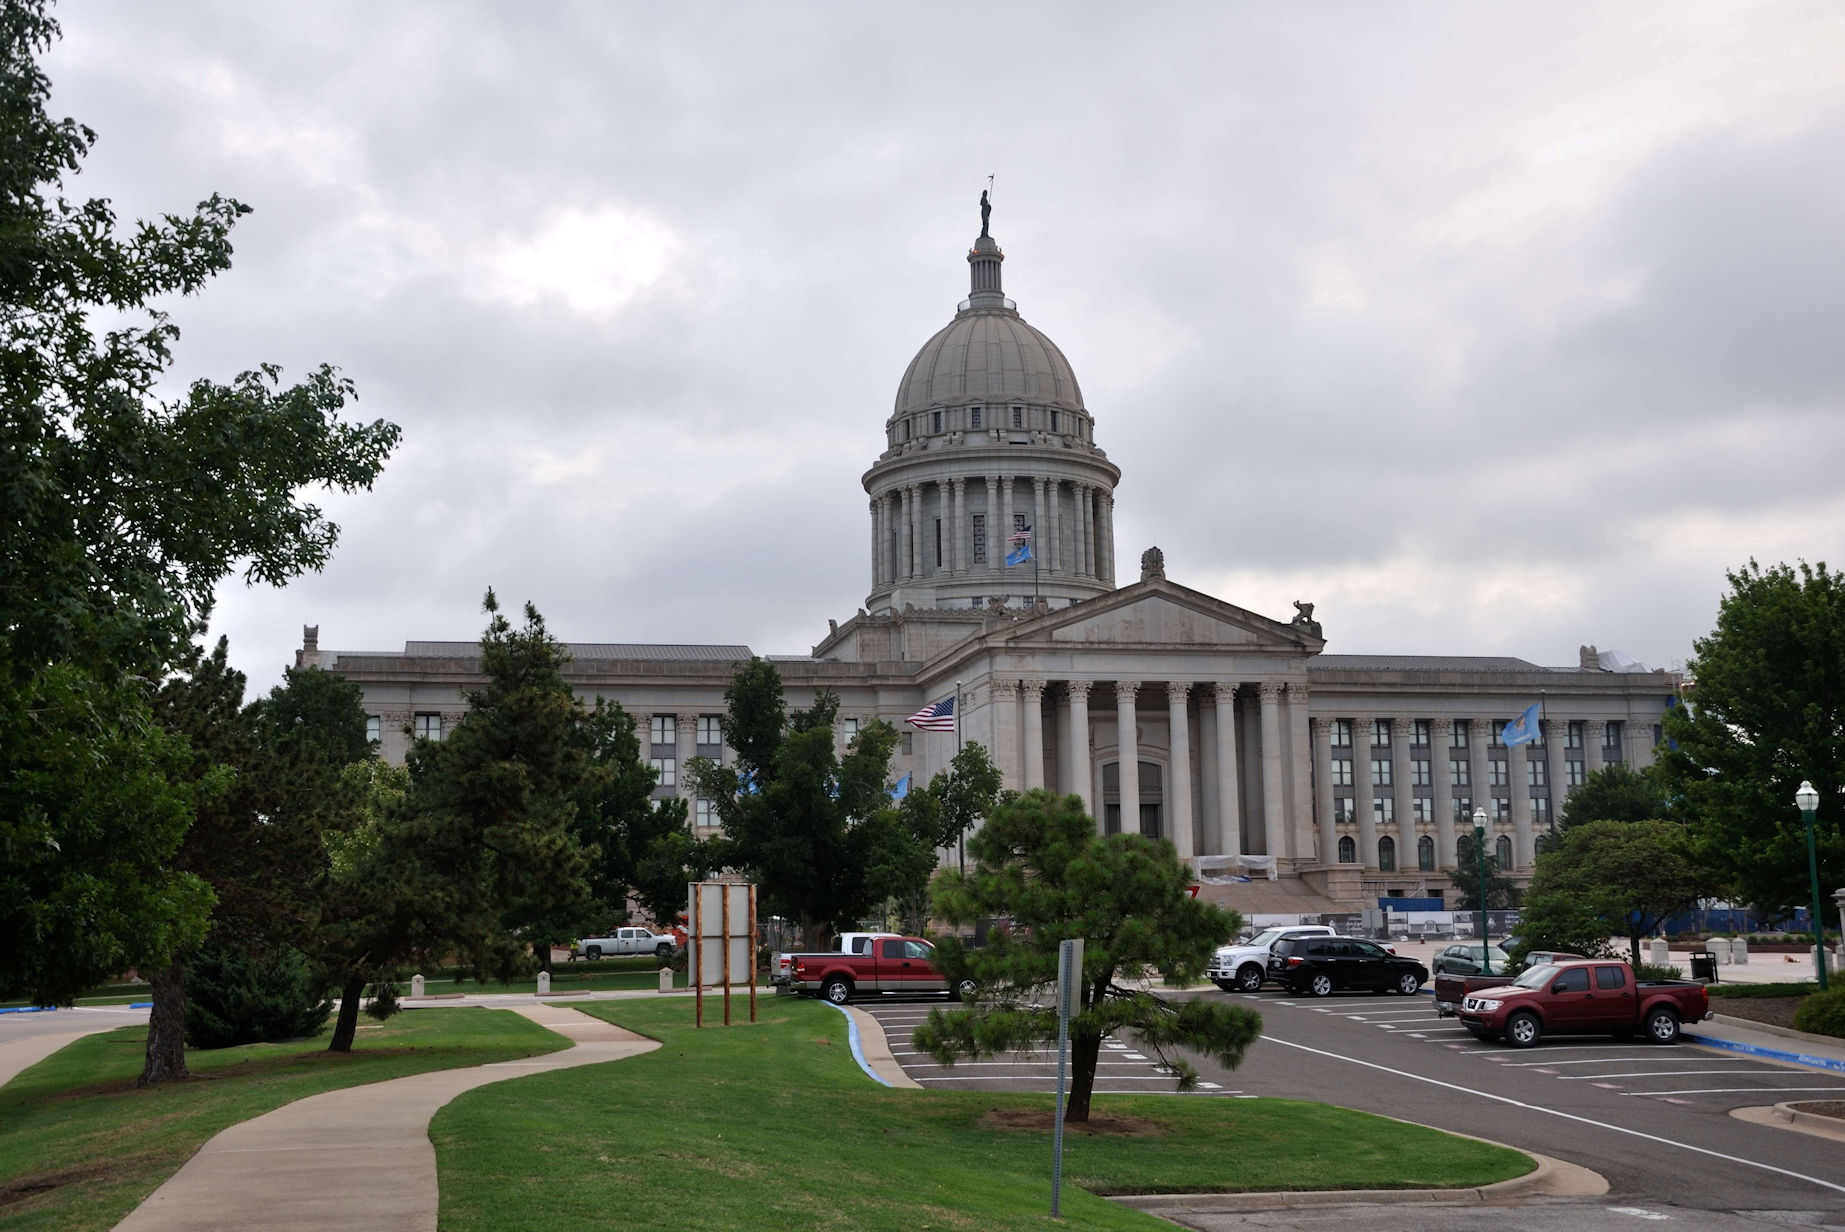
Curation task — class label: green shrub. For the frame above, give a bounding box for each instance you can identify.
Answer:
[1709,982,1820,999]
[1792,988,1845,1038]
[184,940,332,1049]
[1635,962,1684,981]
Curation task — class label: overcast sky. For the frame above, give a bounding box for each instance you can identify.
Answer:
[48,2,1845,695]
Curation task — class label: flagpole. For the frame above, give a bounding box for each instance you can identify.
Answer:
[955,679,964,875]
[1539,691,1553,843]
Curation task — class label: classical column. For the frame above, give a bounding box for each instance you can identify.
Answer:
[1391,718,1415,867]
[1116,681,1141,835]
[1214,684,1243,859]
[1022,680,1046,789]
[1168,683,1194,861]
[1430,718,1456,871]
[1468,715,1492,840]
[1287,683,1313,862]
[1258,683,1286,861]
[869,497,880,589]
[1310,715,1334,866]
[983,475,999,573]
[1099,493,1115,583]
[1067,682,1093,815]
[1545,718,1569,831]
[1000,476,1015,573]
[1509,741,1534,870]
[1352,714,1378,870]
[676,712,698,799]
[1072,484,1088,578]
[1046,480,1061,574]
[1585,720,1607,775]
[1032,477,1048,577]
[951,478,967,575]
[897,487,912,580]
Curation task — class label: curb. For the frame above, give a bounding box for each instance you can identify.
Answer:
[0,1002,152,1015]
[1683,1030,1845,1075]
[1730,1103,1845,1144]
[820,1001,893,1088]
[1112,1149,1603,1214]
[1708,1013,1845,1050]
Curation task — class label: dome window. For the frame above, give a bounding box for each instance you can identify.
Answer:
[1012,406,1024,429]
[1051,410,1060,432]
[902,420,911,442]
[969,406,982,429]
[932,411,942,433]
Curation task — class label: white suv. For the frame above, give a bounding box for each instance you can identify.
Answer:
[1209,925,1337,993]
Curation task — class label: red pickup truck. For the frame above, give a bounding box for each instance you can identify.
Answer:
[788,936,974,1004]
[1457,959,1709,1047]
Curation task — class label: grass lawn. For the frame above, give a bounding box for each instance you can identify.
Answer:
[431,997,1533,1231]
[0,1008,568,1232]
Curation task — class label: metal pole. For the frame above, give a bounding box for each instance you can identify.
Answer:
[1051,938,1081,1219]
[749,883,759,1023]
[1803,804,1829,992]
[1475,818,1490,977]
[955,679,965,876]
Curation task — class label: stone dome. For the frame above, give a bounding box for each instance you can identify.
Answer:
[893,310,1085,416]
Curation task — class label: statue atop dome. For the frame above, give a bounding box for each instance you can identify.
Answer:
[979,189,991,238]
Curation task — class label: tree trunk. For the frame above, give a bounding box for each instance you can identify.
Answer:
[1065,1032,1102,1123]
[1629,929,1643,969]
[801,917,828,950]
[138,960,190,1085]
[328,973,367,1052]
[535,941,553,975]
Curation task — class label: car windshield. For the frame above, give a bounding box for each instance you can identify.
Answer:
[1246,928,1284,948]
[1512,964,1559,989]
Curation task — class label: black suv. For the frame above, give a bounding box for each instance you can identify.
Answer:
[1268,935,1428,997]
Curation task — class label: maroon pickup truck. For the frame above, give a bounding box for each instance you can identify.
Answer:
[789,936,975,1004]
[1457,959,1709,1047]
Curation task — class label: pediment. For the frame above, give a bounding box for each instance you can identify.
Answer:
[1003,580,1318,651]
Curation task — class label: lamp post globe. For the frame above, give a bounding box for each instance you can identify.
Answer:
[1795,780,1827,991]
[1472,808,1490,977]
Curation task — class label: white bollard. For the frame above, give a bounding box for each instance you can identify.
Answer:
[536,970,550,996]
[1730,937,1748,965]
[659,967,674,994]
[1646,938,1669,966]
[1709,937,1732,965]
[411,974,425,999]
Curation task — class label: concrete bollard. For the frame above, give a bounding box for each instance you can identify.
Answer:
[411,974,425,999]
[1731,937,1748,965]
[658,967,673,993]
[1646,938,1669,966]
[536,970,550,996]
[1709,937,1732,965]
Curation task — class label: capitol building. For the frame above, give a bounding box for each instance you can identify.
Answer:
[300,213,1677,913]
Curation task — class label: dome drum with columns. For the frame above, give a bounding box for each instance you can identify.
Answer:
[864,227,1119,614]
[300,202,1680,917]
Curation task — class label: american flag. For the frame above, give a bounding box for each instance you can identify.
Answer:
[1007,525,1032,545]
[905,695,956,731]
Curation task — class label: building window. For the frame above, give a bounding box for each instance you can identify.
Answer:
[698,716,722,745]
[1332,758,1353,787]
[1334,797,1355,822]
[1331,719,1352,748]
[1528,759,1546,788]
[1413,796,1433,822]
[972,513,987,562]
[1605,720,1623,748]
[365,715,381,744]
[1372,719,1390,747]
[1051,410,1060,432]
[413,712,442,741]
[1012,405,1024,429]
[1418,835,1436,871]
[1414,719,1431,747]
[1371,758,1391,787]
[651,714,675,745]
[1410,760,1431,787]
[1013,512,1027,536]
[650,757,677,788]
[1488,760,1508,788]
[970,406,982,428]
[1567,721,1583,749]
[1375,796,1394,823]
[842,718,859,742]
[1378,836,1397,872]
[932,410,942,433]
[902,419,911,442]
[1489,722,1504,748]
[1338,835,1357,863]
[935,518,943,567]
[1653,723,1663,748]
[1567,761,1586,787]
[1533,796,1550,824]
[1452,720,1469,749]
[1496,834,1514,867]
[901,732,913,755]
[1453,796,1472,822]
[1492,797,1510,822]
[1450,760,1470,787]
[694,799,716,828]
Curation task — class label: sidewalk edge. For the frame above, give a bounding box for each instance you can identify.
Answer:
[1113,1149,1602,1213]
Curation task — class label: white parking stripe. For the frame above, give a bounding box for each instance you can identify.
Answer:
[1557,1069,1795,1081]
[1260,1034,1845,1196]
[914,1075,1195,1082]
[1634,1086,1845,1097]
[1499,1056,1753,1067]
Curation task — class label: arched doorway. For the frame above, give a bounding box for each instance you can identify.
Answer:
[1101,760,1164,839]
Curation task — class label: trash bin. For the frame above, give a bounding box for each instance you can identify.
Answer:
[1689,950,1717,983]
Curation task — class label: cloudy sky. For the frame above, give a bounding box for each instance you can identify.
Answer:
[48,2,1845,694]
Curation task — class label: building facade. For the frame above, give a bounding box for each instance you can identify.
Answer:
[300,216,1678,913]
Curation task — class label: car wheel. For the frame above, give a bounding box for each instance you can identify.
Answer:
[957,978,977,999]
[1505,1011,1542,1048]
[655,943,672,960]
[1236,964,1265,993]
[1645,1007,1681,1045]
[584,946,602,960]
[1395,972,1422,996]
[1308,972,1334,998]
[823,977,853,1005]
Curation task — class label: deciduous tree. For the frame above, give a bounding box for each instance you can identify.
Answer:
[913,790,1259,1123]
[1524,819,1712,967]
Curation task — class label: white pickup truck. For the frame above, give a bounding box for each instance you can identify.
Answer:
[769,932,899,992]
[574,926,679,961]
[1208,924,1337,992]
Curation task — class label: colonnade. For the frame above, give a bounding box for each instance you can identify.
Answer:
[871,476,1115,587]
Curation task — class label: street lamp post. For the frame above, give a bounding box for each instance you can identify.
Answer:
[1473,808,1490,978]
[1796,781,1828,992]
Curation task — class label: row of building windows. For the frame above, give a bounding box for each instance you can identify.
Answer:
[1331,752,1597,791]
[1335,833,1513,871]
[894,404,1089,446]
[1329,718,1631,750]
[1334,793,1552,826]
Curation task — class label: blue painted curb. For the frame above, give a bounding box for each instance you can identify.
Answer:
[1684,1031,1845,1075]
[0,1001,152,1015]
[821,1000,893,1088]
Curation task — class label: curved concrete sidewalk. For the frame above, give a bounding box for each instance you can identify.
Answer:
[113,1005,656,1232]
